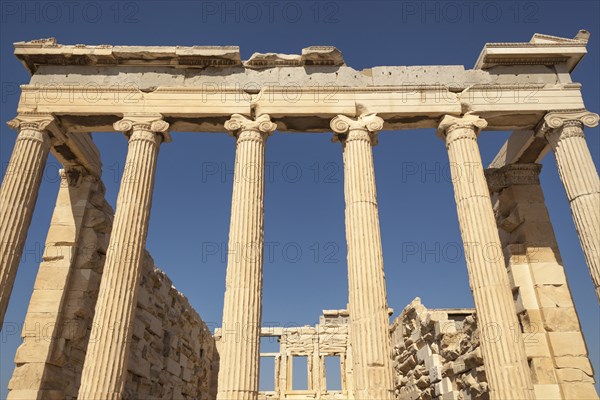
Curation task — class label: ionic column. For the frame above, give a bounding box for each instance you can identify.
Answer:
[217,114,276,400]
[78,114,169,400]
[538,110,600,302]
[438,114,534,400]
[0,113,53,329]
[331,114,393,400]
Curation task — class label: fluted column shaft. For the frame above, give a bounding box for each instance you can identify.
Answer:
[541,110,600,302]
[217,114,275,400]
[78,115,169,400]
[0,114,53,329]
[331,114,393,400]
[438,115,534,400]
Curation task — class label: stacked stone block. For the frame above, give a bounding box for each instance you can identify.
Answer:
[391,298,488,400]
[125,257,216,400]
[487,163,598,400]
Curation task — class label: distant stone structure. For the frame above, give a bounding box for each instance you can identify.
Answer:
[0,31,598,400]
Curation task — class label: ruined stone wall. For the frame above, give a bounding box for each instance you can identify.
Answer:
[126,256,216,399]
[391,298,487,400]
[8,170,216,400]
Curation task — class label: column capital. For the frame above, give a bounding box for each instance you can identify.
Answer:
[224,114,277,139]
[437,114,487,143]
[330,114,384,145]
[485,163,542,193]
[7,112,55,132]
[113,113,171,143]
[59,166,97,188]
[536,109,600,139]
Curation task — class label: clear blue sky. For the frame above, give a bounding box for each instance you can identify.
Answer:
[1,0,599,395]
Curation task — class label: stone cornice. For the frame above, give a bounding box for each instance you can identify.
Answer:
[485,164,542,193]
[485,42,585,48]
[14,39,344,74]
[113,113,171,143]
[244,46,343,68]
[16,32,586,76]
[474,30,588,72]
[330,114,383,145]
[530,31,589,44]
[14,39,242,73]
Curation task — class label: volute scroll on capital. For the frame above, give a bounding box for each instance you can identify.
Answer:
[224,114,277,140]
[7,112,56,133]
[537,109,600,140]
[113,113,171,143]
[437,114,488,143]
[330,114,384,145]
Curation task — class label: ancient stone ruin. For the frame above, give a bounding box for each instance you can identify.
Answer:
[0,31,599,399]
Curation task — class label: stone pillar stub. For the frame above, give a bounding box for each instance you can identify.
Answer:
[77,114,169,400]
[538,109,600,302]
[331,113,394,400]
[486,162,600,400]
[7,167,97,399]
[0,113,54,329]
[485,163,542,194]
[438,114,535,400]
[217,114,275,400]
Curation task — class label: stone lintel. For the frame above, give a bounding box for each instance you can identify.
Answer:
[259,327,285,337]
[490,108,599,169]
[16,84,586,133]
[489,130,550,169]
